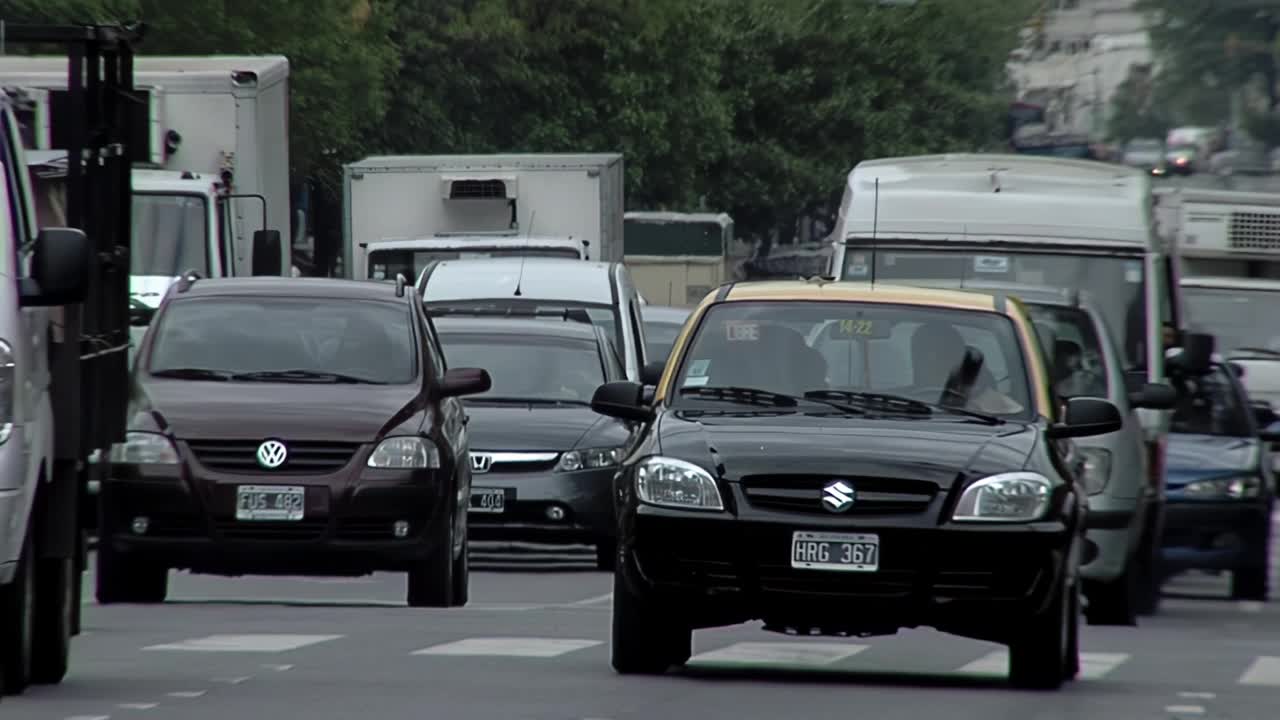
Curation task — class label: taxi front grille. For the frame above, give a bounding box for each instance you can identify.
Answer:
[1228,211,1280,252]
[185,440,361,475]
[740,474,937,515]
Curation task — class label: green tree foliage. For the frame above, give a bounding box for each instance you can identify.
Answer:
[1108,65,1171,142]
[3,0,1035,250]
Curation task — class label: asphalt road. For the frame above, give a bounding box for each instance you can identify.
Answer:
[6,532,1280,720]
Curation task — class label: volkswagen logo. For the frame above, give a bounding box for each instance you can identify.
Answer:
[256,440,288,469]
[470,453,494,474]
[822,480,856,513]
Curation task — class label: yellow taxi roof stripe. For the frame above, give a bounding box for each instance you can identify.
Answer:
[723,281,997,311]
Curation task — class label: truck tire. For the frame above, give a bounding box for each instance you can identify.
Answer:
[0,533,35,695]
[94,544,167,605]
[31,555,74,684]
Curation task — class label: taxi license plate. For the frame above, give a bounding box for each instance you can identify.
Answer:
[790,531,879,572]
[235,485,305,521]
[470,488,506,514]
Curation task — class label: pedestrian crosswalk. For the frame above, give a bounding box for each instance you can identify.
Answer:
[133,632,1280,687]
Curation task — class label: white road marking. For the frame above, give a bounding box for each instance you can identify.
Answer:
[412,637,602,657]
[688,642,868,666]
[212,676,251,685]
[956,650,1129,680]
[568,592,613,606]
[1237,601,1264,613]
[144,634,343,652]
[117,703,158,710]
[1164,706,1204,715]
[1238,656,1280,685]
[166,691,206,698]
[262,664,294,672]
[1177,692,1216,699]
[65,716,110,720]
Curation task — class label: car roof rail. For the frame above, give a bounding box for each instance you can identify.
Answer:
[175,270,203,293]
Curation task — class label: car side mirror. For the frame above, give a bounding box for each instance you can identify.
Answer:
[1129,382,1177,410]
[439,367,492,397]
[641,360,666,387]
[1047,397,1124,439]
[591,381,651,422]
[251,229,283,276]
[19,227,92,307]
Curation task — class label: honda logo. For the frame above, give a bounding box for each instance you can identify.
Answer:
[822,480,856,513]
[470,453,493,474]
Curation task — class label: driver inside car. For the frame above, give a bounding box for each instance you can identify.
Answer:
[909,321,1024,415]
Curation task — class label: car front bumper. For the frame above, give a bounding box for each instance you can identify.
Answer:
[467,467,615,543]
[621,499,1080,643]
[1159,500,1270,574]
[101,467,450,575]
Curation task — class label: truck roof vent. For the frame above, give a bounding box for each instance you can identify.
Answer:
[1228,211,1280,253]
[443,176,517,200]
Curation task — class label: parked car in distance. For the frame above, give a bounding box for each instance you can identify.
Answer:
[99,275,491,608]
[430,310,632,569]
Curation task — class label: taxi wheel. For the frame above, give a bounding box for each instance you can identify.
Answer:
[610,569,690,674]
[408,517,459,608]
[1063,582,1081,681]
[451,535,470,606]
[1230,565,1268,602]
[0,533,35,695]
[30,556,74,684]
[1008,578,1071,690]
[94,545,168,605]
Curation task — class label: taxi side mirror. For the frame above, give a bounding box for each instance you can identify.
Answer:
[591,381,652,422]
[1048,397,1123,439]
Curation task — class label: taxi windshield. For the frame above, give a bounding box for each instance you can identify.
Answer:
[672,300,1034,420]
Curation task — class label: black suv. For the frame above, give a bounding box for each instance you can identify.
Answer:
[99,274,491,607]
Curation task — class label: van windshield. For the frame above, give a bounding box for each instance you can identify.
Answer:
[845,248,1154,372]
[1181,285,1280,355]
[132,193,210,277]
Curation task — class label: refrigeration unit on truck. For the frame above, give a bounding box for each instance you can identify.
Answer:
[343,153,624,280]
[0,23,142,698]
[1155,187,1280,354]
[0,54,292,316]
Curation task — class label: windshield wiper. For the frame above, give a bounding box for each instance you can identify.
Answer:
[230,369,386,384]
[149,367,232,381]
[679,385,804,408]
[803,389,1004,425]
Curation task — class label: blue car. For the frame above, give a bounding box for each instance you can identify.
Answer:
[1159,360,1280,601]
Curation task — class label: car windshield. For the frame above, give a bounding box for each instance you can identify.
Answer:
[644,321,684,362]
[424,300,621,361]
[1182,286,1280,355]
[437,331,605,404]
[1170,365,1251,437]
[368,247,580,280]
[847,249,1154,372]
[671,300,1034,420]
[147,297,417,384]
[1025,303,1111,400]
[1128,140,1161,151]
[132,193,209,277]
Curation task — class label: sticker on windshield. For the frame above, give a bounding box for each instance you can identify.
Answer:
[846,253,869,278]
[725,321,760,342]
[688,359,711,377]
[974,256,1009,273]
[683,375,710,388]
[1124,261,1141,283]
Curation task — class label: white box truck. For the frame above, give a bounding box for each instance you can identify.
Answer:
[343,153,624,280]
[0,55,292,311]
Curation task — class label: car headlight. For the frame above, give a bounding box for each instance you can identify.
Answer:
[109,431,179,465]
[635,456,724,511]
[952,471,1053,522]
[1182,475,1261,500]
[367,436,440,469]
[557,447,624,472]
[1077,448,1112,496]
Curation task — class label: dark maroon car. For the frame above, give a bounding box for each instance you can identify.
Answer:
[98,275,490,607]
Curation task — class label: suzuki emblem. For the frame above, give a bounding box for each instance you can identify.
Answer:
[470,453,494,474]
[256,440,288,469]
[822,480,856,513]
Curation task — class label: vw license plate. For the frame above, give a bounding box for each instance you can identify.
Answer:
[790,531,879,572]
[470,488,506,514]
[235,485,305,521]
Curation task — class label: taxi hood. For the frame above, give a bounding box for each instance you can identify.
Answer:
[656,412,1037,487]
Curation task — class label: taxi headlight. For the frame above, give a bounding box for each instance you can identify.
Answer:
[953,472,1053,522]
[1078,448,1112,496]
[109,431,179,465]
[557,446,624,472]
[367,436,440,469]
[635,456,724,511]
[1183,475,1260,500]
